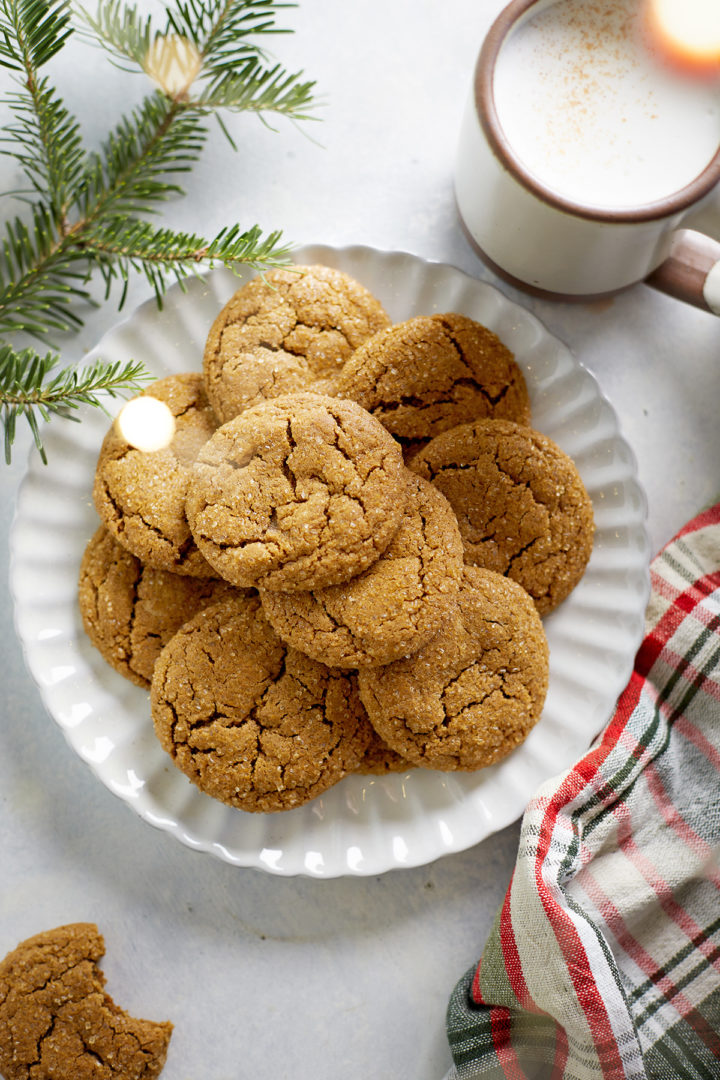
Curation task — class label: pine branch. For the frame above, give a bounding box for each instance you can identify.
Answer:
[78,0,291,72]
[166,0,291,69]
[0,0,72,73]
[0,90,210,334]
[0,204,91,337]
[0,0,319,462]
[0,1,84,221]
[82,217,292,304]
[77,91,207,219]
[0,85,292,336]
[194,58,315,117]
[0,0,314,335]
[71,0,152,71]
[1,78,85,217]
[0,0,87,337]
[77,0,317,122]
[0,343,150,462]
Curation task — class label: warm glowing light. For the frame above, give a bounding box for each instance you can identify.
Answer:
[143,34,203,98]
[116,396,176,452]
[647,0,720,74]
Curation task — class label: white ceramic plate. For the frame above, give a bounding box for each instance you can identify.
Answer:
[10,245,650,878]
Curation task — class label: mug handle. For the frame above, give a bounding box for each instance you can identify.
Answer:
[646,229,720,315]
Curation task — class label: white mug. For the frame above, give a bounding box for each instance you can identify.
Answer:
[455,0,720,312]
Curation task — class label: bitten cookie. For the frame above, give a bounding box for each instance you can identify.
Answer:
[78,526,239,688]
[185,392,408,592]
[409,418,594,614]
[93,373,219,577]
[331,313,531,450]
[358,566,549,771]
[151,593,372,812]
[203,264,391,422]
[0,923,172,1080]
[260,473,463,667]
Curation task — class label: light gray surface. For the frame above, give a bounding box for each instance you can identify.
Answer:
[2,3,720,1078]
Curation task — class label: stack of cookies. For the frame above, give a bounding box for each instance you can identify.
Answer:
[80,265,594,814]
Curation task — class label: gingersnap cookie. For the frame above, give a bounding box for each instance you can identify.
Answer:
[260,473,463,667]
[331,313,531,450]
[409,418,594,614]
[358,566,549,772]
[203,265,391,422]
[93,373,219,577]
[186,391,408,592]
[78,525,240,688]
[151,593,372,812]
[0,922,172,1080]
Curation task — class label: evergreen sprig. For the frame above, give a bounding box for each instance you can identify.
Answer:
[2,78,85,214]
[0,0,317,461]
[84,217,293,306]
[0,342,150,462]
[75,0,316,119]
[0,204,90,337]
[78,93,207,218]
[0,0,72,73]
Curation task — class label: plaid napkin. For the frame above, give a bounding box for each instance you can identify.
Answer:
[445,502,720,1080]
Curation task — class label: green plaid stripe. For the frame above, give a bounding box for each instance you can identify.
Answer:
[642,986,720,1080]
[629,916,720,1012]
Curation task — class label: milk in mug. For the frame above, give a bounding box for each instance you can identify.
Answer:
[492,0,720,210]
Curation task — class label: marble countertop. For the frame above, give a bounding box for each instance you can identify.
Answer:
[1,2,719,1077]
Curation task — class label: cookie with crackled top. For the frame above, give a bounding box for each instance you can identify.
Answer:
[93,373,219,577]
[331,313,531,454]
[0,922,172,1080]
[260,473,463,667]
[185,392,407,592]
[151,593,372,812]
[78,525,240,688]
[358,565,549,772]
[409,417,594,614]
[203,264,391,423]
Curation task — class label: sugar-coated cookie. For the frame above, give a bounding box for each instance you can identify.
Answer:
[78,526,239,688]
[409,418,594,614]
[93,373,218,577]
[0,923,172,1080]
[185,392,407,592]
[358,566,549,771]
[203,265,391,422]
[151,594,372,812]
[331,313,531,450]
[260,473,463,667]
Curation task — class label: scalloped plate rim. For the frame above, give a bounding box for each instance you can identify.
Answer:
[9,244,651,878]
